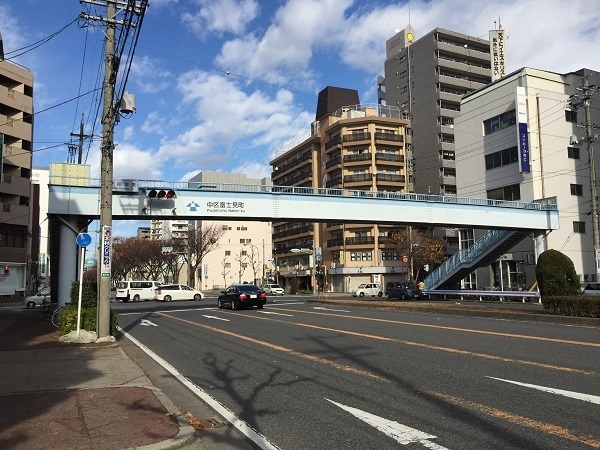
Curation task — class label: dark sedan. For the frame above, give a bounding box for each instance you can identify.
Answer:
[218,284,267,310]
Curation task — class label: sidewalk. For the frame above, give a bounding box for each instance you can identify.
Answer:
[0,305,199,450]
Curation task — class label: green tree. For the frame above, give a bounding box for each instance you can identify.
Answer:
[535,249,579,296]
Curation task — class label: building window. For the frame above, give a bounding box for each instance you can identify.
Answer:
[350,252,372,261]
[399,86,407,94]
[399,55,406,63]
[236,226,247,231]
[225,251,231,256]
[487,184,521,201]
[381,251,400,261]
[224,262,231,268]
[483,109,516,135]
[570,184,583,196]
[399,70,407,78]
[565,110,577,123]
[573,221,586,233]
[568,146,580,159]
[485,146,519,170]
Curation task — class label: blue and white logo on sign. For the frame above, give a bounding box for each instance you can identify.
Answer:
[76,233,92,247]
[186,201,200,212]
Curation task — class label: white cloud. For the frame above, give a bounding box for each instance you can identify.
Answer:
[232,161,271,180]
[182,0,259,38]
[87,142,163,181]
[154,69,310,169]
[130,55,173,94]
[215,0,352,84]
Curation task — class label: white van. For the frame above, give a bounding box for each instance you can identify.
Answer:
[116,280,161,302]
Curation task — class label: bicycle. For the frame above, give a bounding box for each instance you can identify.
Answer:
[50,305,64,327]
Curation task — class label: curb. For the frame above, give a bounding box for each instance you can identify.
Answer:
[127,388,198,450]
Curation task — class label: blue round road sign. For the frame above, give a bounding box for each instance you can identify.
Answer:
[76,233,92,247]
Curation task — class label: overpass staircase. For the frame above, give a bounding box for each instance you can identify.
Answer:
[424,230,527,290]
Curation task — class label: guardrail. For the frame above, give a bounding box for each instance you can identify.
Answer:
[424,289,541,303]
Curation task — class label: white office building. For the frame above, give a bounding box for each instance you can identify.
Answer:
[455,67,600,286]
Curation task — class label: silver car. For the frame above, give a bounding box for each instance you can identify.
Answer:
[24,286,51,309]
[581,282,600,296]
[263,284,285,295]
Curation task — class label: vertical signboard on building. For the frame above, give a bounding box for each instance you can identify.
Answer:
[101,226,112,278]
[0,133,4,182]
[516,86,531,173]
[489,29,506,82]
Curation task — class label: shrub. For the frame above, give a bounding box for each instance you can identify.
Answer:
[535,250,579,297]
[69,281,98,308]
[542,296,600,318]
[290,278,299,295]
[58,304,118,336]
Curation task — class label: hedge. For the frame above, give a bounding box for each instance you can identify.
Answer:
[59,280,118,336]
[541,296,600,318]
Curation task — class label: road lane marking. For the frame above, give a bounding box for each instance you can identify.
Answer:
[325,399,449,449]
[118,327,281,450]
[313,306,351,312]
[487,377,600,404]
[214,312,595,375]
[140,319,158,326]
[145,315,599,446]
[202,315,230,321]
[156,312,390,382]
[272,307,600,348]
[422,390,600,448]
[258,311,294,316]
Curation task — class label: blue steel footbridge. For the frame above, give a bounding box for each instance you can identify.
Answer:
[48,179,559,303]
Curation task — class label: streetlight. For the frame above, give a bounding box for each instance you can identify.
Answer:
[290,248,316,295]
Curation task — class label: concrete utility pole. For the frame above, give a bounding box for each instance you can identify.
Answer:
[569,78,600,281]
[80,0,147,337]
[70,114,92,164]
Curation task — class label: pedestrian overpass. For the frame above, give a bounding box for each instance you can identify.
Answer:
[47,179,559,304]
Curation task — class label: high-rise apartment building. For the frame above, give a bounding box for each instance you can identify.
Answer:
[380,27,492,256]
[0,46,34,298]
[270,87,411,293]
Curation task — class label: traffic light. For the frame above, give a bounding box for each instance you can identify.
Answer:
[147,189,176,199]
[3,265,9,275]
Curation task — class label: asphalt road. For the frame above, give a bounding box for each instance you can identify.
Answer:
[114,294,600,450]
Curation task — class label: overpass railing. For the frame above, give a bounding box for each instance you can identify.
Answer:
[50,176,558,213]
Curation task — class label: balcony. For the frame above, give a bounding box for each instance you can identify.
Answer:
[345,236,375,246]
[343,153,371,165]
[273,224,313,239]
[325,156,341,170]
[326,176,342,188]
[326,238,344,248]
[343,132,371,145]
[344,173,373,185]
[325,135,342,150]
[374,132,404,143]
[375,153,404,164]
[272,153,311,177]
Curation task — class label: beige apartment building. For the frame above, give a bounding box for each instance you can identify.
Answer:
[270,87,411,293]
[0,47,34,298]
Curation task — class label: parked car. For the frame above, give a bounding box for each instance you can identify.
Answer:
[116,280,161,302]
[352,283,383,297]
[218,284,267,310]
[262,284,285,295]
[385,281,422,300]
[24,286,51,309]
[581,282,600,296]
[154,284,204,302]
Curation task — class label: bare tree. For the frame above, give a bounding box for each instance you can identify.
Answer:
[389,227,446,282]
[245,245,261,285]
[235,250,247,283]
[182,223,226,288]
[221,256,230,289]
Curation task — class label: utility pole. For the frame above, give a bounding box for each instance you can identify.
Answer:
[569,77,600,281]
[80,0,147,337]
[70,114,92,164]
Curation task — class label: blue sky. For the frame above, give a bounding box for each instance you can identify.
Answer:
[2,0,600,240]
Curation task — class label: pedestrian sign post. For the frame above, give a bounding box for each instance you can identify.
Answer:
[76,233,92,337]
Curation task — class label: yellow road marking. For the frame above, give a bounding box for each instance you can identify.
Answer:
[422,390,600,448]
[155,312,389,382]
[154,311,599,447]
[272,307,600,348]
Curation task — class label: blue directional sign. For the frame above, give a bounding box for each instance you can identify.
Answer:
[76,233,92,248]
